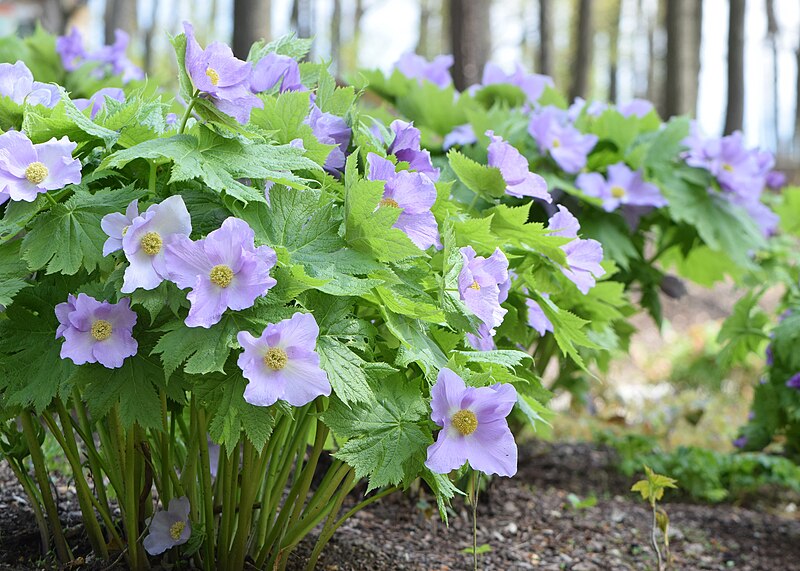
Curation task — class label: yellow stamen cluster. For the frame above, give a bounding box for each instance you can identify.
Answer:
[722,163,734,172]
[140,232,163,256]
[91,320,113,341]
[452,409,478,436]
[169,521,186,541]
[379,197,400,208]
[206,67,220,86]
[209,264,234,288]
[610,185,626,199]
[25,162,48,184]
[551,138,561,148]
[468,280,481,290]
[263,347,288,371]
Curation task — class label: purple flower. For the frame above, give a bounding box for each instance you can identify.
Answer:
[619,99,654,118]
[0,61,60,108]
[486,130,550,201]
[304,103,351,175]
[251,53,304,93]
[481,62,553,103]
[766,170,786,190]
[237,312,331,407]
[143,497,191,556]
[394,53,454,88]
[458,246,509,333]
[165,217,278,328]
[73,88,125,119]
[56,27,86,71]
[120,196,192,293]
[786,373,800,390]
[732,436,748,449]
[101,199,139,256]
[183,22,263,124]
[528,107,597,174]
[766,344,774,366]
[443,124,477,150]
[91,30,144,83]
[367,153,440,250]
[0,131,81,205]
[425,368,517,477]
[526,297,554,336]
[387,120,439,181]
[165,113,179,127]
[466,323,497,351]
[548,206,605,294]
[577,162,667,212]
[567,98,607,121]
[55,294,138,369]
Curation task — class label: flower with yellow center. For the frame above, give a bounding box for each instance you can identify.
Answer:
[379,197,399,208]
[169,521,186,541]
[722,163,734,172]
[25,162,48,184]
[610,185,626,199]
[451,409,478,435]
[468,280,481,290]
[90,319,113,341]
[263,347,288,371]
[140,232,163,256]
[551,138,561,148]
[206,67,220,86]
[209,264,233,288]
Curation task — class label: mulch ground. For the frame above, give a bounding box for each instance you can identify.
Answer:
[2,441,798,570]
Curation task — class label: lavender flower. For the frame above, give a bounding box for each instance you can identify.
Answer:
[91,30,144,83]
[120,195,192,293]
[0,61,60,108]
[237,312,331,407]
[165,217,278,328]
[304,103,351,175]
[766,170,787,190]
[425,368,517,477]
[73,87,125,119]
[143,497,191,556]
[101,199,139,256]
[387,120,439,181]
[486,130,550,201]
[251,53,304,93]
[443,124,477,150]
[0,131,81,204]
[394,53,454,88]
[786,373,800,390]
[567,97,607,121]
[458,246,509,333]
[466,323,497,351]
[618,99,654,118]
[528,107,598,174]
[548,206,605,294]
[526,297,554,336]
[366,153,440,250]
[732,436,748,449]
[55,294,138,369]
[183,22,263,124]
[481,62,553,103]
[577,162,667,212]
[56,27,86,71]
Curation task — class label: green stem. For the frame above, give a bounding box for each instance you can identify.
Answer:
[20,411,72,563]
[148,161,157,194]
[471,471,481,571]
[71,390,114,514]
[178,93,199,135]
[651,501,663,571]
[287,407,329,530]
[196,407,216,570]
[44,192,59,207]
[124,424,142,570]
[158,391,170,506]
[5,456,50,554]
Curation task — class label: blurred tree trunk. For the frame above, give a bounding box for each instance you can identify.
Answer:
[331,0,341,73]
[143,0,159,75]
[104,0,137,43]
[538,0,553,76]
[608,0,622,103]
[449,0,491,90]
[665,0,702,117]
[724,0,745,134]
[569,0,593,101]
[233,0,270,59]
[766,0,779,148]
[440,0,451,55]
[418,0,432,57]
[41,0,87,34]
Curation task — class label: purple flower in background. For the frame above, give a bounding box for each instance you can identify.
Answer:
[237,312,331,407]
[528,107,598,174]
[96,30,144,83]
[458,246,509,333]
[481,62,553,103]
[786,373,800,390]
[466,323,497,351]
[387,120,440,181]
[101,199,139,256]
[0,131,81,205]
[577,162,667,212]
[143,497,191,556]
[305,103,351,175]
[548,206,605,294]
[367,153,440,250]
[251,53,304,93]
[765,344,774,366]
[619,98,654,118]
[56,294,138,369]
[120,195,192,293]
[766,170,787,190]
[732,436,748,449]
[567,98,607,121]
[526,297,554,336]
[165,217,277,328]
[165,113,179,127]
[183,22,262,124]
[425,368,518,477]
[0,61,60,108]
[486,130,550,201]
[443,124,477,150]
[394,53,454,88]
[73,87,125,119]
[56,27,86,71]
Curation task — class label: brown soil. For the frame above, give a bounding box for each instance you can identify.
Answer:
[3,441,797,571]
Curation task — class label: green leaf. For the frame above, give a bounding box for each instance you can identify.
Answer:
[452,350,531,369]
[440,220,481,331]
[317,337,374,405]
[0,241,31,306]
[381,309,448,377]
[21,186,146,275]
[447,150,507,199]
[489,204,569,265]
[22,88,119,147]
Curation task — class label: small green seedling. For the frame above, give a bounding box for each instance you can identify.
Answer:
[631,465,678,571]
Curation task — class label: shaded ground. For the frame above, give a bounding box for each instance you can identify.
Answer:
[4,439,793,570]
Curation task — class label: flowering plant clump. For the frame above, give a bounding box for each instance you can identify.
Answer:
[0,23,787,571]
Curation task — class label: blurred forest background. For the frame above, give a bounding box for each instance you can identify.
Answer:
[1,0,799,164]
